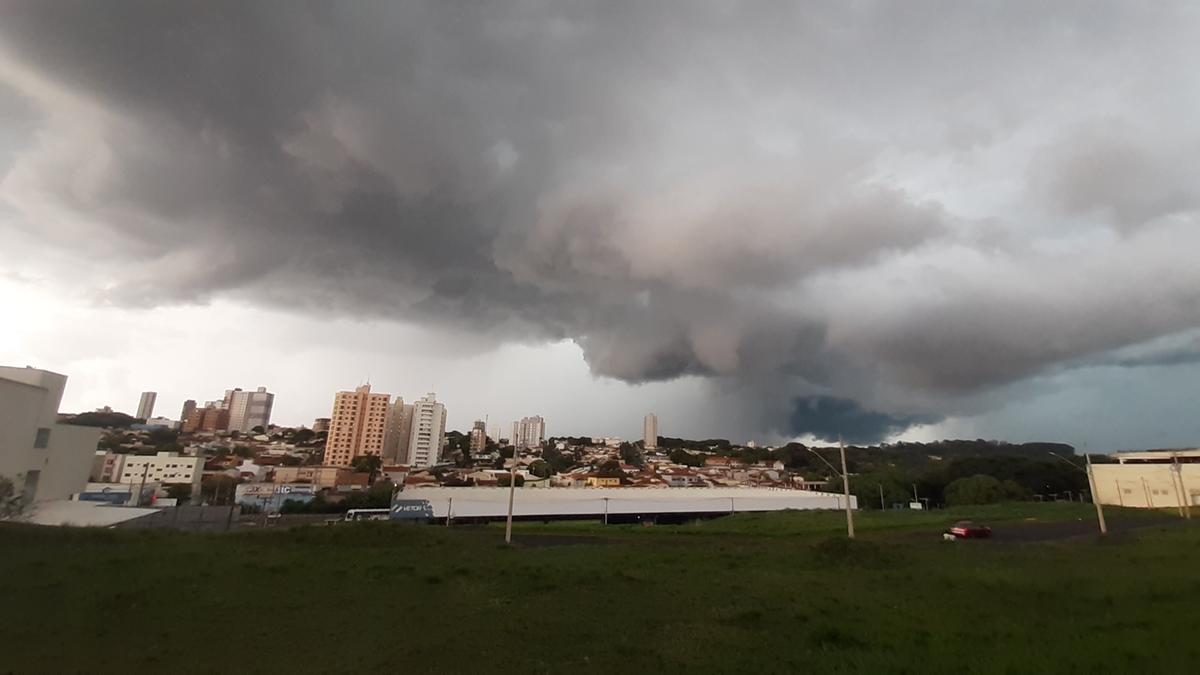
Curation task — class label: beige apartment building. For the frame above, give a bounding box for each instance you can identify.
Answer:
[325,384,391,467]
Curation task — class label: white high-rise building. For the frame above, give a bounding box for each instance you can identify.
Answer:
[644,413,658,449]
[512,416,546,450]
[407,393,447,468]
[136,391,157,420]
[225,387,275,432]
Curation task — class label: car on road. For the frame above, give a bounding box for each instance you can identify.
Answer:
[944,520,992,539]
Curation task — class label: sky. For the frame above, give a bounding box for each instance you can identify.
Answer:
[1,2,1199,451]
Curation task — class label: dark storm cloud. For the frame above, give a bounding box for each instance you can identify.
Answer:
[789,397,935,446]
[2,1,1199,439]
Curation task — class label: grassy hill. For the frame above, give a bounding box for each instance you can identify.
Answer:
[2,504,1196,674]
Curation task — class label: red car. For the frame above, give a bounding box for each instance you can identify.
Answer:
[944,520,992,539]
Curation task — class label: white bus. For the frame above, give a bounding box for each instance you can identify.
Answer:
[343,508,391,522]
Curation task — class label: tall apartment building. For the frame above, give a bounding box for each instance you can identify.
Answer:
[407,393,447,468]
[225,386,275,432]
[382,398,414,465]
[644,413,658,449]
[180,399,197,424]
[512,416,545,450]
[0,366,100,504]
[326,385,391,467]
[469,420,487,454]
[136,391,157,420]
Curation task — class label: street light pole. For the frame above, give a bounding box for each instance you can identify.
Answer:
[1050,451,1107,536]
[839,438,855,539]
[504,447,517,545]
[807,441,855,539]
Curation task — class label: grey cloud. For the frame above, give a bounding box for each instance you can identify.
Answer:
[2,1,1199,440]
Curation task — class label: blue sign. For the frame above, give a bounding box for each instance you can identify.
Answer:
[390,499,434,520]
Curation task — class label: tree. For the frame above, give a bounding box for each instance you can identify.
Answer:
[233,445,253,459]
[251,425,265,434]
[597,459,626,478]
[1,475,26,519]
[164,484,192,502]
[619,443,645,468]
[943,474,1027,506]
[63,411,138,428]
[351,454,383,484]
[529,460,552,478]
[669,448,705,468]
[291,428,316,444]
[280,455,303,467]
[147,427,179,446]
[497,474,525,488]
[200,475,237,505]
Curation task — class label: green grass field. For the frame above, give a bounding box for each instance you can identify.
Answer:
[2,504,1197,674]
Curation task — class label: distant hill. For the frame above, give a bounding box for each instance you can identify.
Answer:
[61,411,140,428]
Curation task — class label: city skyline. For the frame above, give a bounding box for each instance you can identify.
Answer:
[3,4,1200,452]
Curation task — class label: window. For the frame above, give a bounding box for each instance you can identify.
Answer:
[34,428,51,448]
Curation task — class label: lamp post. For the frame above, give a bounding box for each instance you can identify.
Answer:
[504,448,517,545]
[808,438,854,539]
[1049,452,1107,536]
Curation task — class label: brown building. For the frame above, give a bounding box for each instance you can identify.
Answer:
[325,384,391,467]
[273,465,354,488]
[312,417,331,434]
[182,405,230,433]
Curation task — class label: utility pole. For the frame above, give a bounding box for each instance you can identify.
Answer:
[1084,453,1108,535]
[807,441,855,539]
[1050,451,1106,536]
[879,483,885,510]
[840,438,855,539]
[504,448,517,545]
[1171,454,1191,520]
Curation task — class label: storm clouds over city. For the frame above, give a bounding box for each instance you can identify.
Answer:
[2,1,1199,448]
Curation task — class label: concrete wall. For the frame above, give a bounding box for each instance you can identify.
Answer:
[1092,463,1200,508]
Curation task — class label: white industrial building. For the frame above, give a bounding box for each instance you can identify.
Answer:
[400,486,857,520]
[1091,449,1200,509]
[0,366,99,508]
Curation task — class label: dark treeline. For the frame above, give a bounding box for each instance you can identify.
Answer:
[662,438,1091,508]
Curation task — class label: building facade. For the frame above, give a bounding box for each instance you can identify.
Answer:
[183,405,230,433]
[224,386,275,432]
[407,393,447,468]
[0,366,99,506]
[136,391,157,420]
[644,413,658,449]
[382,398,414,465]
[326,385,392,467]
[117,452,203,500]
[180,399,197,424]
[470,420,488,454]
[312,418,331,434]
[1091,450,1200,509]
[512,416,545,450]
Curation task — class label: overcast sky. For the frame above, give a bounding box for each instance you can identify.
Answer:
[2,2,1199,450]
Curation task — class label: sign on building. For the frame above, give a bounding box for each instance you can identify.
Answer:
[390,499,434,521]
